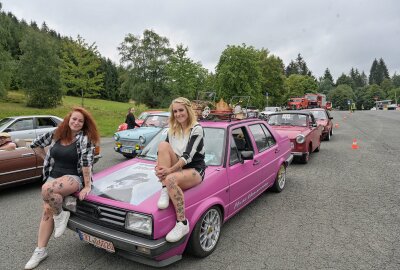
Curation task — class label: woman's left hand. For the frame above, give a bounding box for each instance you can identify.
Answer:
[79,186,91,201]
[155,165,171,180]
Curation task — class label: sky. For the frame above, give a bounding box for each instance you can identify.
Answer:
[2,0,400,80]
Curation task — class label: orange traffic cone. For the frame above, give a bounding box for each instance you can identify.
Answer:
[351,139,359,149]
[335,123,339,128]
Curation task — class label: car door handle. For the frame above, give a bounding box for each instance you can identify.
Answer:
[275,148,280,153]
[253,159,260,165]
[22,153,34,157]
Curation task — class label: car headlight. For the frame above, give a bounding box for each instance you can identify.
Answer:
[113,133,120,141]
[296,134,305,144]
[125,213,152,235]
[139,136,146,144]
[63,196,77,212]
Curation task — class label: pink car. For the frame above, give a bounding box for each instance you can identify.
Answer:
[65,118,293,266]
[267,111,322,164]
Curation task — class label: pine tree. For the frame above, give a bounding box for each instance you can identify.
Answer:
[323,68,333,83]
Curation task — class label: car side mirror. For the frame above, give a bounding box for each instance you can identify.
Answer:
[310,123,317,128]
[240,150,254,160]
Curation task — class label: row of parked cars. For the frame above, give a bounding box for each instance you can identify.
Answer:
[63,107,334,266]
[0,107,333,267]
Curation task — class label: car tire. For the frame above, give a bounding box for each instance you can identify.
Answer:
[272,164,286,192]
[187,206,222,258]
[326,130,331,141]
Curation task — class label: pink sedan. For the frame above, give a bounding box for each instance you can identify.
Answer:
[64,118,293,266]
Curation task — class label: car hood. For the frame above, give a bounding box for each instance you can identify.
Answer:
[116,127,161,140]
[85,160,219,214]
[270,126,310,139]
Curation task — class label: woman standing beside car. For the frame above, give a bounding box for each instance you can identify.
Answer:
[24,107,100,270]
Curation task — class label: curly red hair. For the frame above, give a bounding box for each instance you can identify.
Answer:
[54,107,100,145]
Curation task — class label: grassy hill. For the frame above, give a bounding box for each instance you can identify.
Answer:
[0,91,159,137]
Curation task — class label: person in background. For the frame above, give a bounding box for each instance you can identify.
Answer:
[125,107,140,129]
[0,132,16,151]
[24,107,100,270]
[155,97,206,242]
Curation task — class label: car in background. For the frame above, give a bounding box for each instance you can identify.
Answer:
[117,110,166,132]
[0,115,62,141]
[114,112,170,158]
[305,108,333,141]
[136,110,165,126]
[259,106,282,119]
[65,117,293,266]
[0,139,44,188]
[266,111,322,164]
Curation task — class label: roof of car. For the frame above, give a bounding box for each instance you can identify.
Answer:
[268,110,313,115]
[145,112,170,117]
[4,115,62,119]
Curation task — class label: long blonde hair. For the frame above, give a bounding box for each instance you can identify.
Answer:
[168,97,197,137]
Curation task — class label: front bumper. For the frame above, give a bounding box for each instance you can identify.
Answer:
[114,145,140,156]
[291,151,306,157]
[285,154,294,166]
[67,215,186,267]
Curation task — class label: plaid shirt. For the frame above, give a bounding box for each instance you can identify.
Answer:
[30,130,95,181]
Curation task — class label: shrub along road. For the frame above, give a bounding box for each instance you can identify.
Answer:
[1,110,399,269]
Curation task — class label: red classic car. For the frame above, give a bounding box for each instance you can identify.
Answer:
[0,140,101,189]
[305,108,333,141]
[266,111,322,163]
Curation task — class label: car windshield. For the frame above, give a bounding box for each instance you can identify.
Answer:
[268,114,307,127]
[0,118,13,129]
[141,115,169,127]
[305,95,317,101]
[137,112,149,120]
[139,127,225,166]
[310,111,327,120]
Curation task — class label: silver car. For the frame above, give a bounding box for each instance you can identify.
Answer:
[0,115,63,141]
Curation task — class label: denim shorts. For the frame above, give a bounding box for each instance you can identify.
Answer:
[47,175,83,190]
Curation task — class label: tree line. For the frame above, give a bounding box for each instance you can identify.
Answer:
[1,3,399,110]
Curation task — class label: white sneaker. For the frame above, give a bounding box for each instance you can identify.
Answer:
[157,187,169,209]
[53,210,70,238]
[166,220,189,242]
[24,247,48,269]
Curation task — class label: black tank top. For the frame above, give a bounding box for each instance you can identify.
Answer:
[50,141,79,178]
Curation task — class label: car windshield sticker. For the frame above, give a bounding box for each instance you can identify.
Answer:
[91,163,160,205]
[282,114,291,119]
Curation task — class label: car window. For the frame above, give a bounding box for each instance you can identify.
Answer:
[203,128,224,166]
[9,118,34,131]
[248,124,276,152]
[36,117,58,128]
[231,127,252,152]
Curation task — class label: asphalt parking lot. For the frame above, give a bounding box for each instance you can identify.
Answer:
[1,110,399,270]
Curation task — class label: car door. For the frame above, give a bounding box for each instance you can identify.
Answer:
[6,118,35,140]
[248,123,279,185]
[0,147,41,187]
[226,126,264,217]
[308,115,321,151]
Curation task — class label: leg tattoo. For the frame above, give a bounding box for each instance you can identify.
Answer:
[167,176,185,221]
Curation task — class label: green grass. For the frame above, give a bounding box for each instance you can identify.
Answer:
[0,91,164,137]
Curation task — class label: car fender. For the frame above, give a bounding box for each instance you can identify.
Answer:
[188,197,226,234]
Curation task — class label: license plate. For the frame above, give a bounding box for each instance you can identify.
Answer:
[290,142,294,149]
[121,147,133,154]
[78,230,115,253]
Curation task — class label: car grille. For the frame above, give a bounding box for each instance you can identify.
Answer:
[74,200,153,239]
[76,201,126,227]
[120,139,139,147]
